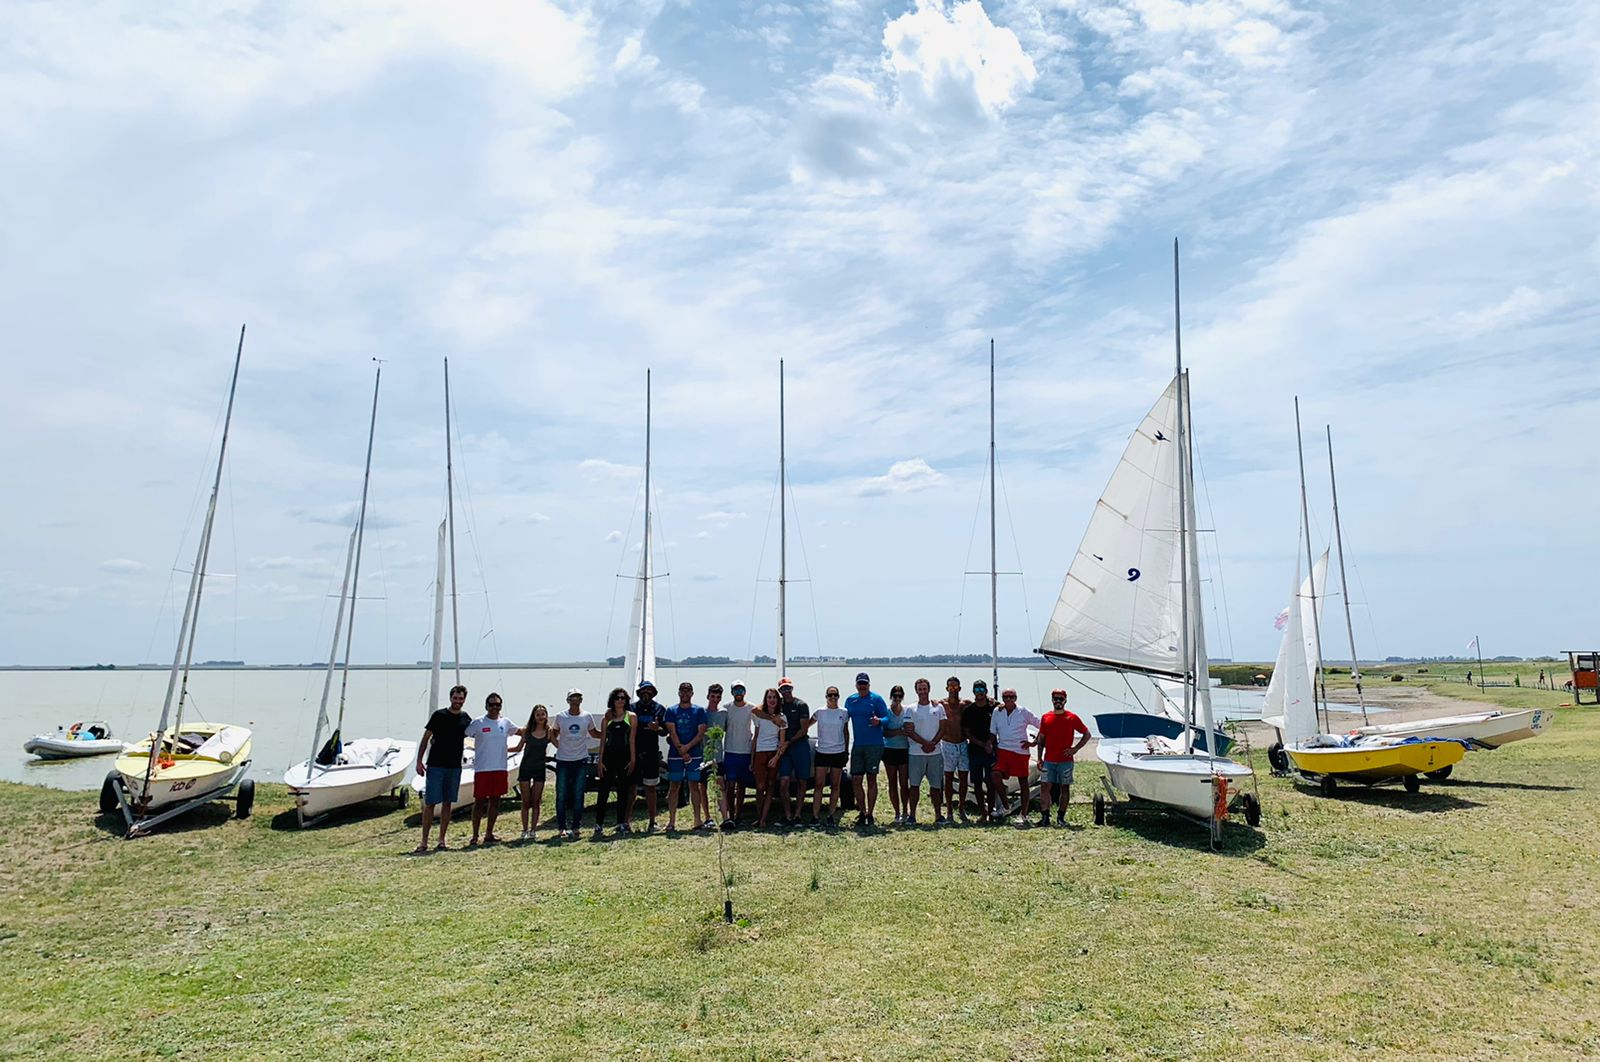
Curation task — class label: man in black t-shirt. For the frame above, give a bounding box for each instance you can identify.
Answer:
[774,678,813,823]
[626,680,665,833]
[413,684,471,853]
[963,680,998,821]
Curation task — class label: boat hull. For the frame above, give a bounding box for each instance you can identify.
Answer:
[410,745,526,806]
[1349,710,1549,750]
[24,736,126,760]
[1099,740,1255,820]
[285,738,418,821]
[1093,711,1233,755]
[114,724,254,811]
[1288,739,1464,782]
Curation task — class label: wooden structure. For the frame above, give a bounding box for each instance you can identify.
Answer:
[1566,651,1599,705]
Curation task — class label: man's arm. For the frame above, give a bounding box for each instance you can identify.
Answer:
[685,722,706,755]
[415,728,433,774]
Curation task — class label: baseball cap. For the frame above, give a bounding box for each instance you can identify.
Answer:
[1051,688,1068,699]
[730,679,747,691]
[567,688,583,697]
[778,676,794,688]
[972,679,988,690]
[855,672,870,684]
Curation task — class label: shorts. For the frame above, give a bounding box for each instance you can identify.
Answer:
[423,767,462,806]
[996,749,1030,779]
[968,743,995,774]
[752,749,777,786]
[941,741,969,773]
[908,753,944,789]
[1042,760,1075,785]
[667,759,702,783]
[815,750,846,771]
[849,745,883,777]
[882,747,909,767]
[778,741,813,779]
[475,769,509,800]
[517,755,547,783]
[722,751,753,784]
[632,750,661,787]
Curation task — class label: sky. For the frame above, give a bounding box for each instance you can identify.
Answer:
[2,0,1595,668]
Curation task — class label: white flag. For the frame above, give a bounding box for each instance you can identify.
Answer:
[1466,636,1479,652]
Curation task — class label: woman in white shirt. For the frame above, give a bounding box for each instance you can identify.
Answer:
[809,687,849,827]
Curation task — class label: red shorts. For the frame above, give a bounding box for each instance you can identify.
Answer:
[476,769,509,800]
[996,749,1030,779]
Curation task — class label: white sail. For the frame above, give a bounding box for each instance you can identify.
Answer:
[1263,555,1319,744]
[1262,547,1328,725]
[1038,377,1186,678]
[622,543,655,691]
[427,519,446,712]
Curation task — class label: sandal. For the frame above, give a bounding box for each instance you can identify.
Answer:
[411,844,430,855]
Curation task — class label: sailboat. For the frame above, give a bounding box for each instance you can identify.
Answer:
[1271,405,1466,794]
[1037,243,1257,846]
[106,327,256,836]
[623,373,657,696]
[284,365,417,825]
[1260,548,1328,731]
[410,359,522,804]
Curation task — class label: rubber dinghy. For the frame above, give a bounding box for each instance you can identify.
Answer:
[25,722,125,760]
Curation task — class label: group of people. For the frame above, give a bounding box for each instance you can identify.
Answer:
[410,672,1090,853]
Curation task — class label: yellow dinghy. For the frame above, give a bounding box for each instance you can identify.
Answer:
[1287,738,1465,796]
[109,722,255,835]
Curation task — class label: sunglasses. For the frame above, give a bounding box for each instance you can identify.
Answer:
[826,692,840,698]
[488,701,503,708]
[1002,694,1017,701]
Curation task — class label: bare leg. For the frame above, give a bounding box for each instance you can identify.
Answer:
[828,769,842,820]
[518,782,533,834]
[666,782,681,830]
[437,801,453,847]
[865,774,879,820]
[485,800,501,841]
[418,803,435,851]
[811,767,826,820]
[470,799,485,844]
[886,766,902,820]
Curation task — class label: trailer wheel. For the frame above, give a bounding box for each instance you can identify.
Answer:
[1402,774,1421,794]
[235,779,256,819]
[1318,775,1336,798]
[1266,742,1289,774]
[1242,793,1261,827]
[398,784,410,807]
[99,772,120,814]
[1092,794,1106,826]
[1426,765,1453,781]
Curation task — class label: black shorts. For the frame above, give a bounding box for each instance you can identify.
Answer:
[815,750,846,770]
[632,749,661,783]
[882,747,909,767]
[517,756,548,783]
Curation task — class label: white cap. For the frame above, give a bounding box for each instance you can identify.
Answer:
[730,679,748,691]
[567,688,583,698]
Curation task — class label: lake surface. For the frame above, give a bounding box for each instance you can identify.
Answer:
[4,664,1354,791]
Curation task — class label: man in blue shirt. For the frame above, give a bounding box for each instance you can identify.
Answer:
[844,672,889,826]
[664,680,709,832]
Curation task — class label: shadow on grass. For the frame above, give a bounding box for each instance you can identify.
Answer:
[1436,779,1576,793]
[91,801,237,839]
[1311,787,1484,812]
[268,797,408,832]
[1102,810,1268,855]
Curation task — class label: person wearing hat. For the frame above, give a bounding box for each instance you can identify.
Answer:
[551,689,599,839]
[1035,689,1090,826]
[627,679,665,833]
[963,679,999,820]
[717,681,755,827]
[774,678,813,824]
[844,671,890,826]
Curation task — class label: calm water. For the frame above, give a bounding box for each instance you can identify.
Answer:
[3,663,1306,791]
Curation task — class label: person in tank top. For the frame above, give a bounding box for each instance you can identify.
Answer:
[511,704,551,840]
[592,688,638,838]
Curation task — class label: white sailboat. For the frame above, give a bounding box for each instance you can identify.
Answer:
[284,365,416,825]
[411,359,521,804]
[1037,242,1257,845]
[1260,548,1327,730]
[106,327,256,836]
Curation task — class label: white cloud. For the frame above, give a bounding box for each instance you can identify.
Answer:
[857,459,949,497]
[883,0,1038,126]
[526,512,553,524]
[697,510,749,521]
[579,459,642,480]
[1448,286,1560,338]
[97,558,145,575]
[604,530,624,543]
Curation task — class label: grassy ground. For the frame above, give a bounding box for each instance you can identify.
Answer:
[3,689,1596,1059]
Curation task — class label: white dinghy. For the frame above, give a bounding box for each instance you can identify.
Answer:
[25,722,125,760]
[285,365,416,826]
[1350,710,1550,752]
[1037,242,1259,846]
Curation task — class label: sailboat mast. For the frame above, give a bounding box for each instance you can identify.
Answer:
[989,338,999,694]
[444,358,461,685]
[309,528,358,768]
[144,324,246,801]
[778,360,787,679]
[1326,426,1369,724]
[428,520,446,712]
[640,369,652,683]
[1172,240,1195,742]
[1182,371,1218,756]
[1294,398,1329,733]
[333,365,381,734]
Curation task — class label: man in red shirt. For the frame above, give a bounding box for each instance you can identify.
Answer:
[1035,689,1091,827]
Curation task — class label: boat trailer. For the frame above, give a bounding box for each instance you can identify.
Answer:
[100,765,256,839]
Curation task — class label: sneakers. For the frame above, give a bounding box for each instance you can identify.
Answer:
[617,823,633,836]
[721,818,736,831]
[592,827,605,840]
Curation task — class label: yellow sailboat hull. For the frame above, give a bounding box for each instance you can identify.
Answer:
[115,723,254,811]
[1287,739,1465,782]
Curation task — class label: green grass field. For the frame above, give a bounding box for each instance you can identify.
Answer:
[3,685,1596,1060]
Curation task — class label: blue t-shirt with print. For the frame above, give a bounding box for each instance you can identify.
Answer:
[844,692,890,748]
[664,703,708,763]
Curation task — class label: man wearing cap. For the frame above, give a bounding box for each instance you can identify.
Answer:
[964,680,999,820]
[552,689,599,839]
[1036,689,1091,826]
[627,680,665,833]
[844,672,889,826]
[718,681,755,827]
[990,688,1039,826]
[774,678,813,825]
[468,692,519,846]
[664,681,709,832]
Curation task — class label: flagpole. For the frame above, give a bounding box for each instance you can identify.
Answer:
[1475,635,1485,691]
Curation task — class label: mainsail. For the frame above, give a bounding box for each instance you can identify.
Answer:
[1261,547,1327,726]
[622,543,655,692]
[1263,552,1320,743]
[1038,377,1186,678]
